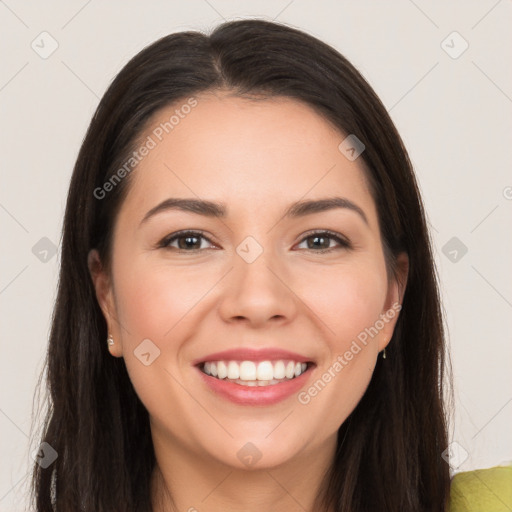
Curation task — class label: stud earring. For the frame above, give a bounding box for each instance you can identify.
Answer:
[107,333,114,347]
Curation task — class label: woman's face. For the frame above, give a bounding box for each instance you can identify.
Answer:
[90,92,407,471]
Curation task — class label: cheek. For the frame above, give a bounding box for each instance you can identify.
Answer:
[292,259,387,429]
[110,257,207,423]
[110,255,226,406]
[295,258,388,346]
[112,256,217,339]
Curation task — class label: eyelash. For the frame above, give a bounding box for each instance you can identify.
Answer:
[157,229,352,253]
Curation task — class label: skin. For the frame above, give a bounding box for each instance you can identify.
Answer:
[89,92,408,512]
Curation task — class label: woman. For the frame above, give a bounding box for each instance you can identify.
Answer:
[31,18,452,511]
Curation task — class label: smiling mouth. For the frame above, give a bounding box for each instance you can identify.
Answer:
[198,359,315,387]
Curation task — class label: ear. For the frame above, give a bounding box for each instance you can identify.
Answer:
[87,249,123,357]
[378,251,409,352]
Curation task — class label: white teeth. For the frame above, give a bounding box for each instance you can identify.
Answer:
[217,361,227,379]
[239,361,257,380]
[227,361,239,379]
[201,359,310,383]
[285,361,295,379]
[273,360,285,379]
[256,361,274,381]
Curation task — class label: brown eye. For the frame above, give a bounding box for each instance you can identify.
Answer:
[159,231,215,251]
[296,230,351,252]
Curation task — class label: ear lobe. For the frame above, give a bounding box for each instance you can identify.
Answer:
[379,252,409,351]
[87,249,114,326]
[395,252,409,305]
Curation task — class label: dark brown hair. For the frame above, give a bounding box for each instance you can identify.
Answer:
[31,18,452,511]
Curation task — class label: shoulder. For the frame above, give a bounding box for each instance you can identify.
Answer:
[448,465,512,511]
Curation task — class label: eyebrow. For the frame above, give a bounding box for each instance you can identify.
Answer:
[140,196,369,226]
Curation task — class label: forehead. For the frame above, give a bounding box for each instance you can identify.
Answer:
[120,93,376,225]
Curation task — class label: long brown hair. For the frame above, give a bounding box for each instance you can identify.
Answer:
[31,18,452,511]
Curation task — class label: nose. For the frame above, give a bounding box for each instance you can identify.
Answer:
[218,247,297,328]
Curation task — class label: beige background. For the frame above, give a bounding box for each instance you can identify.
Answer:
[1,1,511,509]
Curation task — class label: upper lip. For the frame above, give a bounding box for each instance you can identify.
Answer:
[192,348,314,366]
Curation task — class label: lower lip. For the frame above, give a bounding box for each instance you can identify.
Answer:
[195,365,315,406]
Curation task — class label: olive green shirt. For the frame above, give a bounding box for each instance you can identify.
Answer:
[449,465,512,511]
